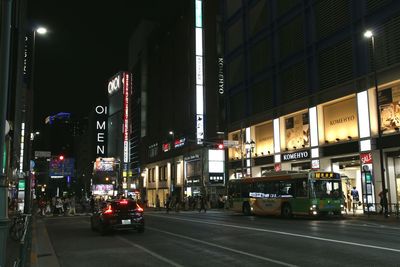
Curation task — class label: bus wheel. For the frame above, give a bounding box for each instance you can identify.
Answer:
[243,203,251,216]
[281,204,292,218]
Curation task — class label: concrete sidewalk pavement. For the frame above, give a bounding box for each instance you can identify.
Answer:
[30,216,60,267]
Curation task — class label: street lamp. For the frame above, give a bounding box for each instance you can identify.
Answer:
[364,29,387,201]
[245,140,256,177]
[31,26,47,84]
[169,131,175,148]
[24,27,47,212]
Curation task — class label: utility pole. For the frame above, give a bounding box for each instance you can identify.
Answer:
[0,0,13,266]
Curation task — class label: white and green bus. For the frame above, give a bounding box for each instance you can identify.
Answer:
[227,171,345,218]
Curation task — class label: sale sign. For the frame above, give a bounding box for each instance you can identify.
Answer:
[360,152,373,164]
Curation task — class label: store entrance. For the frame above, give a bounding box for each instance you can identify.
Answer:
[386,151,400,207]
[291,161,311,171]
[331,155,362,214]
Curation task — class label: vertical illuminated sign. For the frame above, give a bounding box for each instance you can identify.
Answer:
[95,105,107,157]
[123,72,131,163]
[19,122,25,173]
[195,0,204,144]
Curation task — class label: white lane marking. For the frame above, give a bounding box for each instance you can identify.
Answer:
[115,236,184,267]
[147,226,298,267]
[147,214,400,253]
[79,219,182,266]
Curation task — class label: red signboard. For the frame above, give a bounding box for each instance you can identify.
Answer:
[162,143,171,152]
[360,152,372,164]
[274,163,281,172]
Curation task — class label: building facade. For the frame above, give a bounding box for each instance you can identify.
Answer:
[223,0,400,213]
[128,0,224,207]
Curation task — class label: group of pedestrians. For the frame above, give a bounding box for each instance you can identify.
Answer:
[342,186,390,217]
[37,195,82,216]
[155,194,211,213]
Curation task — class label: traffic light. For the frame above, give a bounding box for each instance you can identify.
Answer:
[216,143,224,149]
[59,155,64,160]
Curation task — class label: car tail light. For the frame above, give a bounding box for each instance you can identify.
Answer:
[104,205,113,214]
[136,203,143,212]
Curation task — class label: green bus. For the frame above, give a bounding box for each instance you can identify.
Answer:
[227,171,345,218]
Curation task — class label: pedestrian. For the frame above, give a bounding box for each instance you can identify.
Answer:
[175,194,182,212]
[155,194,160,211]
[45,201,51,215]
[346,192,352,212]
[350,186,359,210]
[90,196,95,213]
[69,195,76,216]
[55,198,64,215]
[378,189,389,217]
[199,196,207,213]
[166,194,171,213]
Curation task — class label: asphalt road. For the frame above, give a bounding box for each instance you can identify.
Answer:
[43,210,400,267]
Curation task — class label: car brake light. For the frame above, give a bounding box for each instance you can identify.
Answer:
[104,205,113,214]
[119,199,128,205]
[136,203,143,212]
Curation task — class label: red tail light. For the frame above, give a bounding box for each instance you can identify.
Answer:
[104,205,113,214]
[136,203,143,212]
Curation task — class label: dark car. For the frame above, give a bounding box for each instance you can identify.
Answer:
[90,198,144,235]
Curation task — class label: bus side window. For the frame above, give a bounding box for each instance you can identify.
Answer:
[279,182,292,195]
[264,182,273,196]
[242,183,250,198]
[295,180,307,197]
[272,181,280,196]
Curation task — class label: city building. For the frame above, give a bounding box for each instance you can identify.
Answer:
[127,0,224,207]
[223,0,400,212]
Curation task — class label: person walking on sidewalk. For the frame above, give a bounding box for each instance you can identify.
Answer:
[166,194,172,213]
[379,189,389,218]
[199,195,207,213]
[69,195,76,216]
[155,194,161,211]
[351,186,359,211]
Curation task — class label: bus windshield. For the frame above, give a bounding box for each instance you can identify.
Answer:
[312,180,342,199]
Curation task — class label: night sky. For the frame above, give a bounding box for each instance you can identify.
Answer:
[28,1,175,130]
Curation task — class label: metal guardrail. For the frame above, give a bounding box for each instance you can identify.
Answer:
[12,214,32,267]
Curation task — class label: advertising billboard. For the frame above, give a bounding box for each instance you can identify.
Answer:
[49,157,75,178]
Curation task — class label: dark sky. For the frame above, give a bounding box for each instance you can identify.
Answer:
[28,1,174,129]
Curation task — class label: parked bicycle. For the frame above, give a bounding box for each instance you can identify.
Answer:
[9,211,26,241]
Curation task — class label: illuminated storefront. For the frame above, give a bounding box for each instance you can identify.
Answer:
[226,89,400,214]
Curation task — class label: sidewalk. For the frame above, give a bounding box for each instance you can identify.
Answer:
[343,212,400,224]
[5,221,20,267]
[30,216,60,267]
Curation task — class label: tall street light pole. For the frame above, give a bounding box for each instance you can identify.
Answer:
[168,131,175,194]
[364,30,387,199]
[24,26,47,214]
[0,1,13,265]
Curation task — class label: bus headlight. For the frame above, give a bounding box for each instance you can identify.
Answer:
[310,204,317,211]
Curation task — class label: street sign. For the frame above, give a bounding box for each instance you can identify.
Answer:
[223,140,239,147]
[34,151,51,158]
[18,179,25,190]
